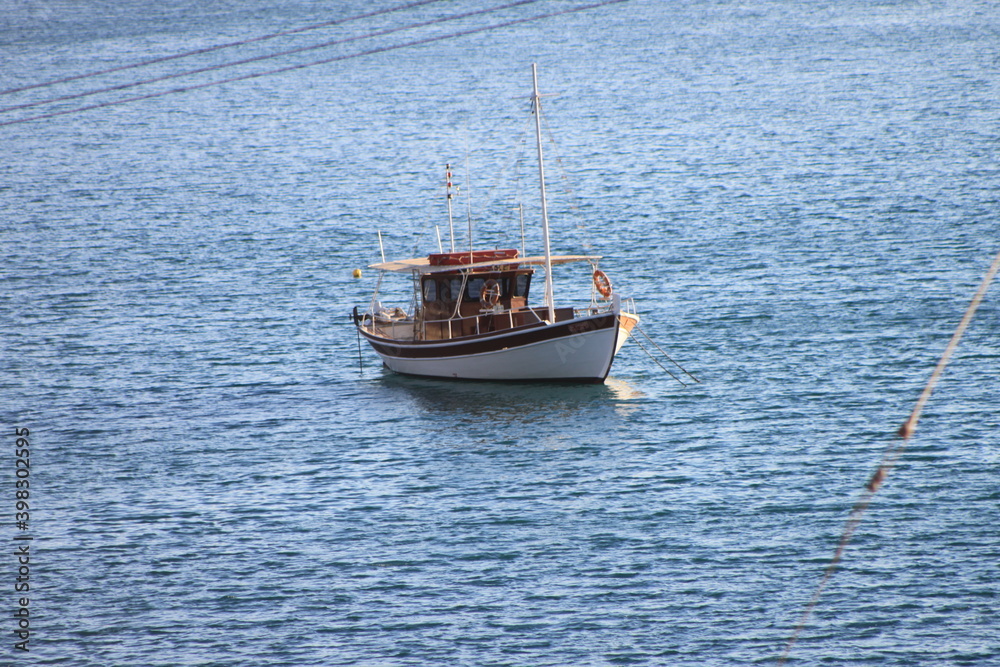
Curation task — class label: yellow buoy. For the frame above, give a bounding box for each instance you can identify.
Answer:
[352,268,362,278]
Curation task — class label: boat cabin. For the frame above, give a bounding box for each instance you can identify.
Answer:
[362,249,605,344]
[416,250,574,341]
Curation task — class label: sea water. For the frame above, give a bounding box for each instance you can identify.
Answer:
[2,1,998,664]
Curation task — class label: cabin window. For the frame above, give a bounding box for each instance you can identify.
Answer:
[446,277,463,302]
[423,274,529,304]
[465,277,487,302]
[422,278,437,302]
[513,273,531,298]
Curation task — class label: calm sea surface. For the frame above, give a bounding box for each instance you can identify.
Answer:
[2,1,998,664]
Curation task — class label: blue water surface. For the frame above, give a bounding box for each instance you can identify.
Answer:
[2,1,998,665]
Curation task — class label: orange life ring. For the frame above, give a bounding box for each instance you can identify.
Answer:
[479,279,501,308]
[592,269,613,298]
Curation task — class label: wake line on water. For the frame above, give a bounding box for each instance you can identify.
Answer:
[778,246,1000,665]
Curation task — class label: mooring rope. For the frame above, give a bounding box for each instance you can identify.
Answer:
[625,327,686,386]
[778,247,1000,665]
[635,324,701,383]
[628,331,687,387]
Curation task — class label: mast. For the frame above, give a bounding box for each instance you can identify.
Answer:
[445,163,456,252]
[532,63,556,324]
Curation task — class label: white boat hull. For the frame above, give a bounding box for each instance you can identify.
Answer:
[382,324,616,382]
[359,310,637,383]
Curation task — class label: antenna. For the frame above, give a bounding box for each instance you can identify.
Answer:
[445,164,457,253]
[516,202,526,258]
[464,136,474,260]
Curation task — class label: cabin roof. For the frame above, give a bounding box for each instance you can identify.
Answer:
[368,254,602,274]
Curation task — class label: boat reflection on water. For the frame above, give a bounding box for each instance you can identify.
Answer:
[374,371,645,426]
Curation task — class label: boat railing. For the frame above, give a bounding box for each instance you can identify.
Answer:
[366,299,626,342]
[574,299,617,319]
[420,305,557,341]
[366,315,414,340]
[575,295,637,319]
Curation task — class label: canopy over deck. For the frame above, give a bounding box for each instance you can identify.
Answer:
[369,254,602,274]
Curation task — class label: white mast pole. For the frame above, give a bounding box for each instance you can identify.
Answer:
[532,63,556,324]
[464,147,474,260]
[445,163,456,252]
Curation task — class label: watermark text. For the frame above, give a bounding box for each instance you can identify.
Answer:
[12,427,31,652]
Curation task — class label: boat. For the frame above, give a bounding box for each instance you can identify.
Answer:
[352,65,639,383]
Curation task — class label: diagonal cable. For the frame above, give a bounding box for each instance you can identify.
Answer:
[0,0,447,97]
[0,0,629,128]
[777,247,1000,665]
[0,0,545,115]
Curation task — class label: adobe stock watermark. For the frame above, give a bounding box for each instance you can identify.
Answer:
[556,319,599,363]
[12,427,32,653]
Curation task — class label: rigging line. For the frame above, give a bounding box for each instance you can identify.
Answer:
[777,246,1000,666]
[635,324,701,383]
[0,0,630,129]
[479,110,534,223]
[539,106,581,211]
[352,308,365,374]
[0,0,447,97]
[625,329,686,386]
[0,0,548,116]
